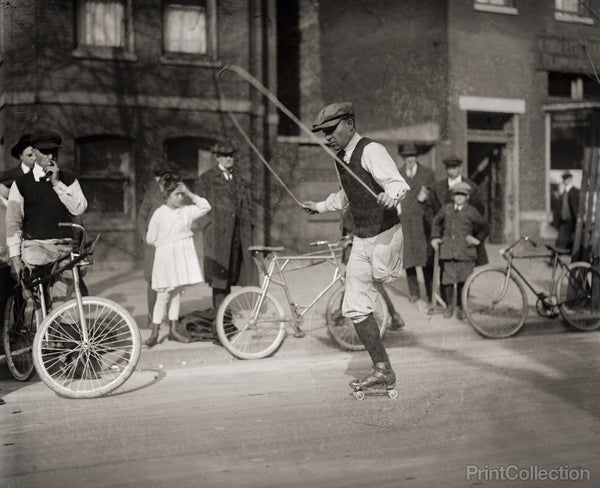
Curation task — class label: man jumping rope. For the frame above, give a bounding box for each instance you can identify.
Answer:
[303,102,409,392]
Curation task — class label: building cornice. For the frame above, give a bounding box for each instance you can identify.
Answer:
[0,91,257,114]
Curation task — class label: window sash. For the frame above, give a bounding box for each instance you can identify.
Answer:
[475,0,516,6]
[555,0,584,15]
[164,3,207,54]
[79,0,126,48]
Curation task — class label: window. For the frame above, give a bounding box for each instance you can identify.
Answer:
[555,0,593,24]
[161,0,217,64]
[164,137,214,184]
[473,0,518,15]
[73,0,136,60]
[76,136,134,226]
[548,72,600,100]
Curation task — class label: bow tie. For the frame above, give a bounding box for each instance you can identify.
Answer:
[336,150,346,161]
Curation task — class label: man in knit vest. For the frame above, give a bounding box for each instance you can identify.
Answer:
[6,130,87,299]
[303,102,409,392]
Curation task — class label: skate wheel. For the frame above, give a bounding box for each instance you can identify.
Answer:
[388,389,399,399]
[353,390,365,400]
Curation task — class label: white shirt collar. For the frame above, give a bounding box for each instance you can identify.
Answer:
[21,163,32,174]
[218,163,232,180]
[32,163,47,182]
[448,175,462,187]
[340,132,362,163]
[564,181,573,192]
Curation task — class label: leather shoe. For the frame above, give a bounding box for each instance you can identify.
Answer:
[389,312,405,330]
[408,294,420,303]
[443,308,454,319]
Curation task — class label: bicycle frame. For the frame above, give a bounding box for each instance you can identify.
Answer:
[496,237,569,305]
[252,242,346,334]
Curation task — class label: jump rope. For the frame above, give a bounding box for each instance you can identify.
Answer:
[214,64,379,206]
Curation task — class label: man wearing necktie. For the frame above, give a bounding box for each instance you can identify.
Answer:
[196,141,257,316]
[302,102,410,393]
[398,143,436,304]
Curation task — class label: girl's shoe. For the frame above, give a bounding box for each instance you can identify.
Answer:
[144,324,160,348]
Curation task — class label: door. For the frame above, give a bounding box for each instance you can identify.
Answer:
[468,142,505,244]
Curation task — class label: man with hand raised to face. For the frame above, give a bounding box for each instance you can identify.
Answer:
[6,130,87,298]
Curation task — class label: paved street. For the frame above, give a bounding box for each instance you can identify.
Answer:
[2,245,600,487]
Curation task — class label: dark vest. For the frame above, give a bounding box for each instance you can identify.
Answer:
[15,171,75,240]
[336,137,400,238]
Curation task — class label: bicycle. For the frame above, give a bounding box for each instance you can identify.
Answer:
[2,223,142,398]
[1,271,39,381]
[462,236,600,338]
[215,239,391,359]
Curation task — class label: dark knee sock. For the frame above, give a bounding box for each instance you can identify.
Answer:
[353,314,389,364]
[443,284,454,309]
[456,282,464,308]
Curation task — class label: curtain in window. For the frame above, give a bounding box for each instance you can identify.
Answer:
[164,4,207,54]
[556,0,581,14]
[82,1,125,47]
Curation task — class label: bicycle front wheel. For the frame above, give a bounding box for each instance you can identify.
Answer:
[558,262,600,331]
[2,293,39,381]
[216,287,287,359]
[462,266,528,338]
[325,283,389,351]
[33,297,141,398]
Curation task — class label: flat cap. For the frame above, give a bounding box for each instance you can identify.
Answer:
[311,102,354,132]
[29,130,62,150]
[443,155,462,167]
[399,143,418,157]
[562,171,573,180]
[211,141,237,155]
[449,181,472,194]
[10,134,31,159]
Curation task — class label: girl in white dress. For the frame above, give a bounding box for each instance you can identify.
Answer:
[144,176,211,347]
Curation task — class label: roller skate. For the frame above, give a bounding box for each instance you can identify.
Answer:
[349,362,398,400]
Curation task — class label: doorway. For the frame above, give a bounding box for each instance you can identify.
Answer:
[467,142,506,244]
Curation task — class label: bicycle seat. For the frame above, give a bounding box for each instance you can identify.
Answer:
[544,244,570,256]
[248,246,285,254]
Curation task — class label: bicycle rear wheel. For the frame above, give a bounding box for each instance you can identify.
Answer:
[33,297,141,398]
[325,282,390,351]
[558,262,600,331]
[462,266,528,338]
[216,287,287,359]
[2,293,39,381]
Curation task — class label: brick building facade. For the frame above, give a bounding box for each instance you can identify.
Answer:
[2,0,600,266]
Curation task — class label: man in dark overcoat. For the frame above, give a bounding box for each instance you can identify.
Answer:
[195,142,257,309]
[397,143,436,303]
[555,171,580,252]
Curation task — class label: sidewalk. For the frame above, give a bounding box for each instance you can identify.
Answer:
[82,241,568,371]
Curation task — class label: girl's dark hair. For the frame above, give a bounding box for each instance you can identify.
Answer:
[158,172,182,197]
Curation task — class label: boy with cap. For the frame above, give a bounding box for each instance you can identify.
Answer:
[430,182,489,319]
[0,134,36,200]
[303,102,409,392]
[6,130,87,297]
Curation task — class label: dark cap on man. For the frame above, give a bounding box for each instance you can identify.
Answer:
[311,102,354,132]
[400,143,418,157]
[443,155,462,167]
[450,181,471,195]
[562,171,573,180]
[29,130,62,150]
[211,141,237,156]
[10,134,31,159]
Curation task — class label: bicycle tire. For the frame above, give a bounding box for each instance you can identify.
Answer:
[2,293,39,381]
[325,282,389,351]
[33,297,141,398]
[462,266,528,338]
[557,262,600,331]
[215,287,287,359]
